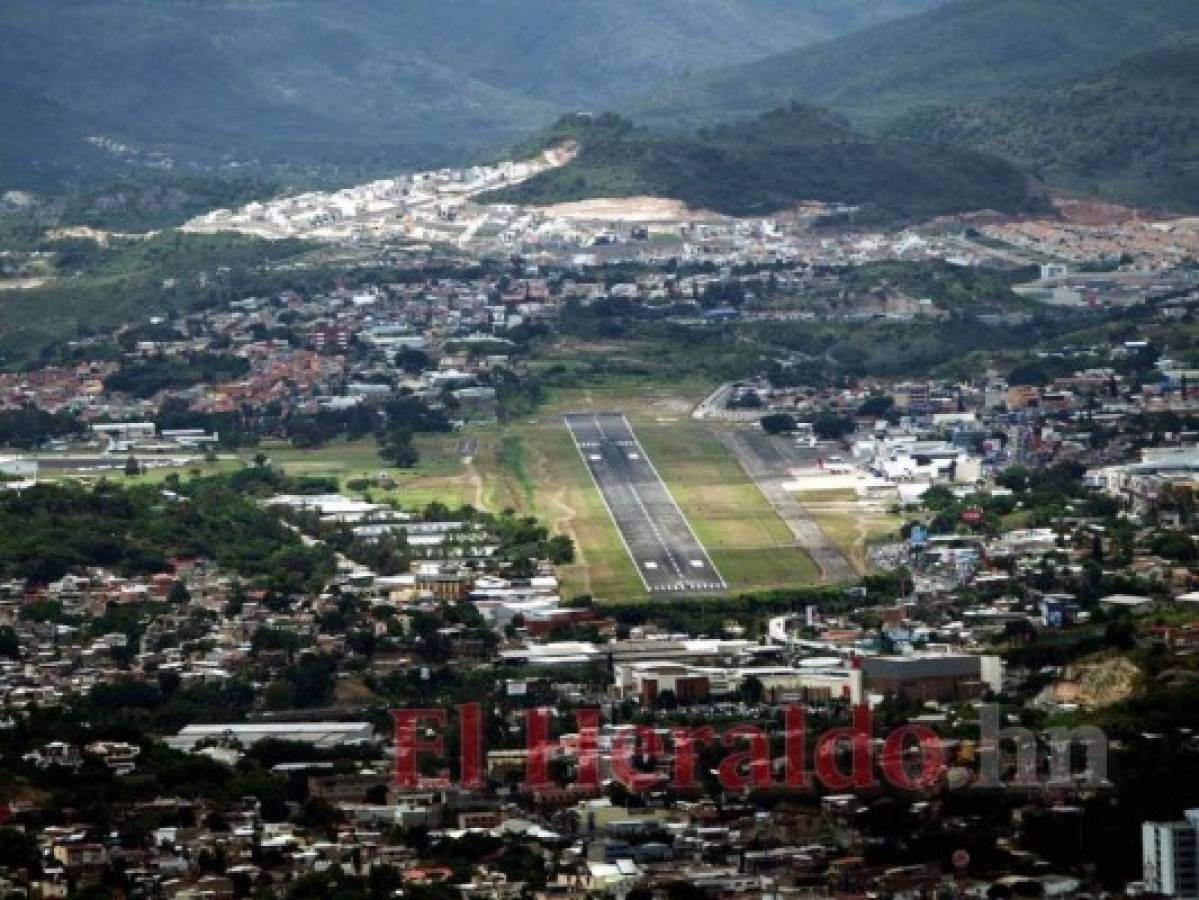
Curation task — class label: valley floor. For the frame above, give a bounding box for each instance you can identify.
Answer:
[247,385,852,600]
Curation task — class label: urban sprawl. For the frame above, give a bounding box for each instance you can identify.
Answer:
[3,148,1199,900]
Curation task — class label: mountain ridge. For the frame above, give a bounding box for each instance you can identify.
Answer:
[630,0,1199,132]
[886,42,1199,213]
[485,108,1048,222]
[0,0,945,191]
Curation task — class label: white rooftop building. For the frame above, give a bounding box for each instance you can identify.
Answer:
[1144,810,1199,898]
[167,722,376,751]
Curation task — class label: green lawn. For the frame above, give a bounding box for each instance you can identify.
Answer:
[533,377,715,424]
[253,438,389,476]
[234,429,642,600]
[712,548,820,591]
[52,415,828,598]
[41,455,239,487]
[260,435,479,511]
[97,372,826,600]
[637,423,820,591]
[798,490,902,576]
[38,402,830,599]
[475,423,644,601]
[476,418,825,599]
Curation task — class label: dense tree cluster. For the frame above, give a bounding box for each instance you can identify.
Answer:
[0,475,334,592]
[0,406,84,449]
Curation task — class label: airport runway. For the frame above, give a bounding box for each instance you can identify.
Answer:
[565,413,726,594]
[717,430,856,582]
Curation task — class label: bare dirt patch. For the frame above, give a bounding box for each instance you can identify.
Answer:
[531,196,723,223]
[1049,656,1141,709]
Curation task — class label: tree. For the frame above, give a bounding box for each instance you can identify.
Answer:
[728,389,763,410]
[125,455,141,477]
[395,348,430,375]
[0,626,18,659]
[546,534,575,564]
[857,395,894,417]
[168,580,191,604]
[299,798,342,831]
[760,413,797,435]
[379,429,418,468]
[0,828,41,876]
[740,674,765,704]
[157,668,182,694]
[813,412,855,440]
[1151,530,1197,562]
[1104,617,1136,651]
[921,485,957,512]
[0,407,84,449]
[1008,361,1050,387]
[1158,484,1195,526]
[667,882,709,900]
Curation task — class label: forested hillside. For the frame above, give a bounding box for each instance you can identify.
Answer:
[0,0,944,191]
[487,109,1047,221]
[631,0,1199,131]
[888,43,1199,213]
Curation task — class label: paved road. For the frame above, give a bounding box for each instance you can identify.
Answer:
[29,454,197,472]
[565,413,726,595]
[691,382,760,423]
[717,430,856,583]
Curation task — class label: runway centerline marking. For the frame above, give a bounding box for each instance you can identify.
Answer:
[619,414,726,590]
[565,412,726,595]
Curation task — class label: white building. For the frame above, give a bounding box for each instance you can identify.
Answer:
[0,456,38,482]
[167,722,376,751]
[868,438,982,486]
[92,421,157,447]
[1098,594,1155,615]
[1144,811,1199,898]
[265,493,393,524]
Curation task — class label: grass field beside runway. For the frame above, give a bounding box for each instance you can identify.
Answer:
[462,414,821,599]
[257,435,480,509]
[97,371,829,599]
[635,424,820,590]
[491,424,646,600]
[797,489,902,575]
[531,374,716,423]
[709,548,820,591]
[252,418,823,599]
[243,428,643,599]
[565,413,725,595]
[79,416,830,599]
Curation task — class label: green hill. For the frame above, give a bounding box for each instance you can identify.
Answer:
[631,0,1199,131]
[0,0,943,191]
[887,44,1199,213]
[0,84,127,191]
[0,232,313,364]
[486,109,1047,221]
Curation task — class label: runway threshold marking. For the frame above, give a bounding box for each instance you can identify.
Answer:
[565,415,651,593]
[618,414,727,591]
[565,413,727,594]
[590,415,688,583]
